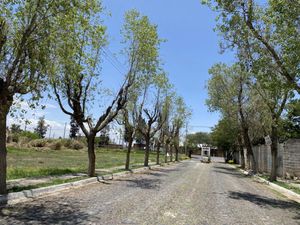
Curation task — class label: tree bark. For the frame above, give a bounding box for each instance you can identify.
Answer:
[175,144,179,162]
[240,121,256,173]
[87,134,96,177]
[237,135,245,169]
[156,142,161,165]
[125,138,133,170]
[170,145,173,162]
[0,84,12,195]
[240,148,245,169]
[165,144,168,163]
[237,75,257,173]
[144,137,150,167]
[0,110,7,195]
[269,125,278,181]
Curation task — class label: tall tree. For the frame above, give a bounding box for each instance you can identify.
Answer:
[249,58,292,181]
[207,63,257,171]
[202,0,300,92]
[155,93,173,164]
[0,0,79,194]
[34,116,48,139]
[51,9,162,176]
[138,76,170,166]
[170,96,190,162]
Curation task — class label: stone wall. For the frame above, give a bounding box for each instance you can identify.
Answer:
[283,139,300,178]
[239,139,300,178]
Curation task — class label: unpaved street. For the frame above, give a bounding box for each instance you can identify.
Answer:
[1,157,299,225]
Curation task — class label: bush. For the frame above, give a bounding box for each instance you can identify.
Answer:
[20,131,40,140]
[11,134,19,143]
[30,139,47,148]
[50,141,62,150]
[70,140,84,150]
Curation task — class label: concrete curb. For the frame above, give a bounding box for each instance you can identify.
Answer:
[254,175,300,204]
[230,164,300,204]
[0,162,179,205]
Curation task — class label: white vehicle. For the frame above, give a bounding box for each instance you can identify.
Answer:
[201,146,211,163]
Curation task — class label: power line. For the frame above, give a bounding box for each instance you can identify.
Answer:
[189,125,214,128]
[101,47,127,75]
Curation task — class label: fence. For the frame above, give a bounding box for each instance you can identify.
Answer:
[238,139,300,178]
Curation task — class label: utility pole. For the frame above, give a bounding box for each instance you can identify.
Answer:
[63,122,67,139]
[185,122,188,155]
[48,126,52,139]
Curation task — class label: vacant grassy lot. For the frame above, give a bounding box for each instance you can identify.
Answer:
[7,147,187,180]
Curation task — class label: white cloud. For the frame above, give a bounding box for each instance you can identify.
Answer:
[45,103,57,109]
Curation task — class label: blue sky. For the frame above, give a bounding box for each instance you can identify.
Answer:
[10,0,236,138]
[100,0,235,133]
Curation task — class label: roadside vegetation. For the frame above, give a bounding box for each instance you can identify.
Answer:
[0,1,191,195]
[203,0,300,182]
[7,146,186,180]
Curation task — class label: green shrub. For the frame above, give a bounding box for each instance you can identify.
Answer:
[20,131,39,140]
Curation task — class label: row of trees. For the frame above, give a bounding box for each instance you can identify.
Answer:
[204,0,300,181]
[0,1,189,194]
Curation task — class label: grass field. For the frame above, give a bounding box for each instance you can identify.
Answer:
[7,147,187,180]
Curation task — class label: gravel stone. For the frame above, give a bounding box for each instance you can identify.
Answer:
[0,156,299,225]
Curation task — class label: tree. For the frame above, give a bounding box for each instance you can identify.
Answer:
[69,116,80,139]
[203,0,300,92]
[138,77,170,166]
[280,99,300,139]
[10,124,22,134]
[121,25,162,169]
[170,96,190,162]
[211,117,239,162]
[207,63,257,171]
[51,9,162,176]
[249,58,292,181]
[0,1,78,194]
[186,132,212,149]
[34,116,48,139]
[155,92,173,164]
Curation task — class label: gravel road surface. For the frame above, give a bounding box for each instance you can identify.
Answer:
[1,156,299,225]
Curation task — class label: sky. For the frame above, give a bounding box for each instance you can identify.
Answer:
[9,0,236,139]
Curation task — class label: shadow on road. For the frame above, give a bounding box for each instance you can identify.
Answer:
[0,200,90,224]
[119,178,161,190]
[228,191,300,220]
[213,164,248,179]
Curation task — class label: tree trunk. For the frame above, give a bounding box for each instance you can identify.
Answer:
[0,110,7,195]
[240,148,245,169]
[237,135,245,169]
[165,144,168,163]
[144,137,150,167]
[125,138,133,170]
[156,142,161,165]
[242,126,257,173]
[87,134,96,177]
[170,145,173,162]
[238,76,256,173]
[175,145,179,162]
[269,125,278,181]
